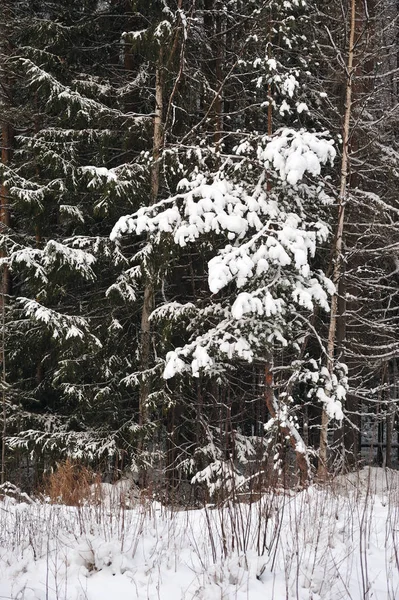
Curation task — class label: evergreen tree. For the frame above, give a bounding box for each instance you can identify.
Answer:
[111,0,346,491]
[0,0,153,480]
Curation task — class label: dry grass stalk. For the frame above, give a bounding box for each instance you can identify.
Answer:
[45,459,101,506]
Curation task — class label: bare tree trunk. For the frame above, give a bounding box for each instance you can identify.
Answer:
[1,285,6,485]
[394,358,399,463]
[0,123,12,298]
[139,51,164,445]
[214,11,223,152]
[332,275,347,468]
[386,403,393,469]
[140,8,187,487]
[318,0,357,479]
[0,122,13,485]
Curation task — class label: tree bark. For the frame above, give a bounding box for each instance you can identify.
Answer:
[0,123,12,300]
[139,51,164,440]
[264,363,309,487]
[386,407,393,469]
[0,122,13,485]
[318,0,357,479]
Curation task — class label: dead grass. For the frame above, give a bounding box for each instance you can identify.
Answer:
[44,459,101,506]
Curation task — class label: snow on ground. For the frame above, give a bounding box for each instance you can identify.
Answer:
[0,467,398,600]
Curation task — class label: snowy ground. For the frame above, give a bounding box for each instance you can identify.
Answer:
[0,467,398,600]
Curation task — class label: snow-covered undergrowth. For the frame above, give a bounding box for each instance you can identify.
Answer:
[0,467,398,600]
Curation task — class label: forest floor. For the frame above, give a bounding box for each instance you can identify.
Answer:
[0,466,397,600]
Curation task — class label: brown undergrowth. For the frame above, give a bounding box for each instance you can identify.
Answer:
[44,459,101,505]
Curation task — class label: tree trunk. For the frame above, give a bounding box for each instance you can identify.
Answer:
[386,408,393,469]
[139,52,164,453]
[318,0,357,479]
[214,11,223,151]
[0,122,13,485]
[0,123,12,300]
[264,363,309,487]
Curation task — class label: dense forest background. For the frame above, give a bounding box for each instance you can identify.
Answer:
[0,0,398,499]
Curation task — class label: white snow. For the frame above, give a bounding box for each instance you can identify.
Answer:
[231,292,264,320]
[0,468,398,599]
[260,128,336,185]
[163,349,186,379]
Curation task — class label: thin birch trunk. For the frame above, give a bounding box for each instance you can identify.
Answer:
[139,52,164,432]
[318,0,356,479]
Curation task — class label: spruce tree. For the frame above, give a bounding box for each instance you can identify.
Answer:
[111,0,345,491]
[0,0,153,481]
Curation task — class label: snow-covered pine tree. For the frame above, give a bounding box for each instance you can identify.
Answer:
[0,0,155,481]
[111,0,346,492]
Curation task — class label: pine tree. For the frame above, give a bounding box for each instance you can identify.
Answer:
[111,0,346,491]
[0,0,154,481]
